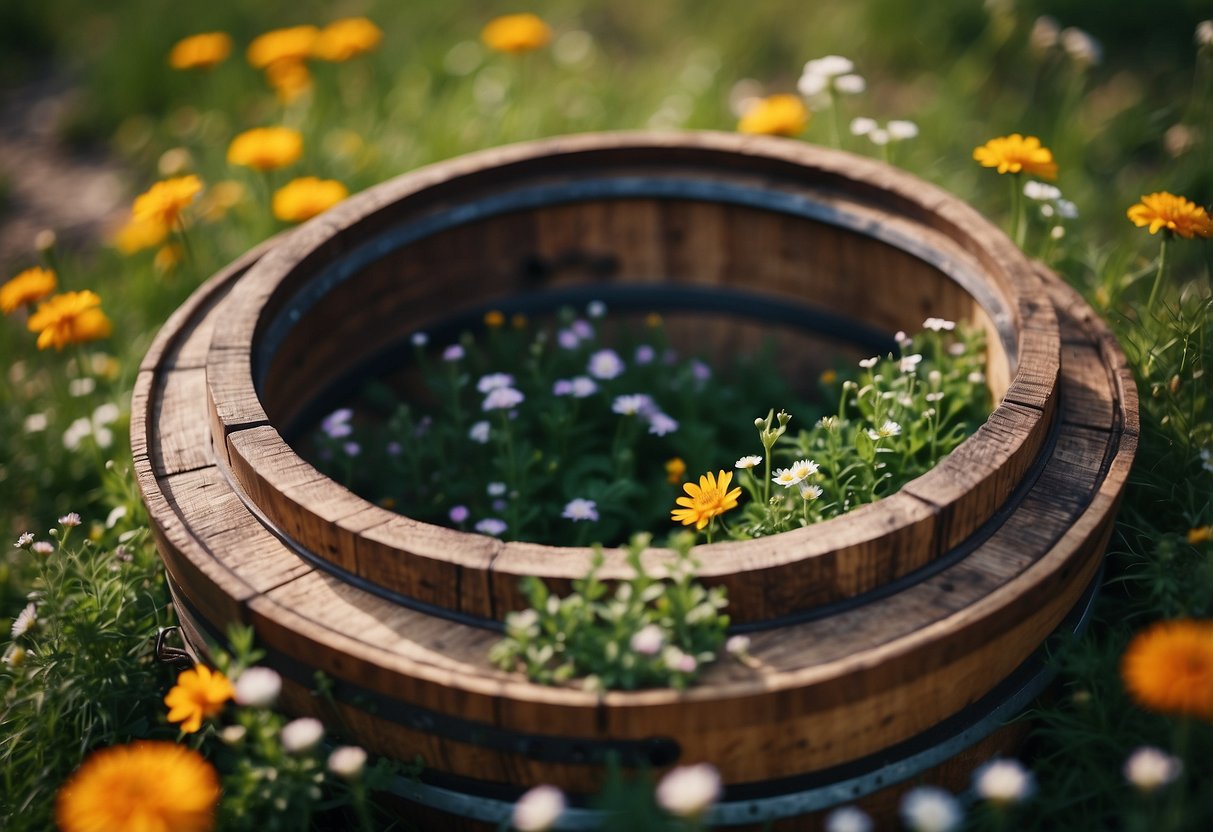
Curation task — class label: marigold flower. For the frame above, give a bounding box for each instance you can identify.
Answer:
[665,457,687,484]
[313,17,383,62]
[738,94,810,137]
[1126,192,1213,239]
[197,180,246,222]
[973,134,1058,180]
[227,126,304,171]
[265,59,313,104]
[273,176,349,222]
[1121,619,1213,720]
[247,25,320,69]
[481,13,552,54]
[56,741,220,832]
[168,32,233,70]
[133,175,203,230]
[484,309,505,327]
[672,470,742,530]
[164,664,234,733]
[113,217,169,254]
[1,266,57,314]
[155,243,185,274]
[1189,526,1212,545]
[27,291,112,351]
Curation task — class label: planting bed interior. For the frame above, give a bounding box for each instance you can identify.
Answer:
[133,132,1137,827]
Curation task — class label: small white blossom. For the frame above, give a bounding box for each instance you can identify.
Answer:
[612,394,654,416]
[656,763,722,819]
[1198,20,1213,48]
[562,498,599,522]
[1023,181,1061,201]
[1030,15,1061,53]
[923,317,956,332]
[968,371,986,385]
[773,467,806,487]
[31,541,54,555]
[14,532,34,548]
[825,805,874,832]
[569,376,598,398]
[483,387,525,411]
[3,645,27,668]
[23,413,48,433]
[850,117,877,136]
[512,784,566,832]
[926,391,945,403]
[1123,746,1183,792]
[327,745,368,780]
[58,513,81,528]
[1060,27,1101,67]
[104,506,127,528]
[895,330,913,349]
[587,349,625,380]
[69,377,96,397]
[833,74,866,94]
[735,455,763,469]
[586,300,607,319]
[859,356,879,369]
[1056,199,1078,219]
[630,624,665,656]
[899,354,923,373]
[469,421,491,443]
[487,482,508,497]
[443,344,465,361]
[280,717,324,753]
[790,459,819,479]
[647,412,679,436]
[799,482,823,500]
[235,666,283,708]
[973,758,1035,804]
[726,635,751,657]
[868,420,902,440]
[887,120,919,141]
[803,54,854,78]
[11,603,37,638]
[868,128,889,146]
[219,724,247,745]
[410,332,428,347]
[475,518,508,536]
[477,372,515,393]
[900,786,963,832]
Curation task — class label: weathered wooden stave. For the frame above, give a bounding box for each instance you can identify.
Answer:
[132,135,1136,826]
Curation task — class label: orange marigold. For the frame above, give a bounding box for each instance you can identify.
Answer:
[247,25,319,69]
[481,13,552,54]
[265,59,313,104]
[1121,619,1213,720]
[164,664,234,733]
[672,470,742,530]
[168,32,232,70]
[973,134,1058,180]
[27,291,112,351]
[227,126,304,171]
[56,741,220,832]
[1126,192,1213,239]
[272,176,349,222]
[133,175,203,231]
[665,457,687,485]
[113,216,169,254]
[313,17,383,62]
[738,94,810,137]
[1,266,57,314]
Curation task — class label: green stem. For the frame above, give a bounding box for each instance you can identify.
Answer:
[828,87,843,148]
[1010,172,1025,248]
[1147,233,1171,312]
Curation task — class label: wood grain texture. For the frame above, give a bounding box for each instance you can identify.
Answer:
[134,135,1136,823]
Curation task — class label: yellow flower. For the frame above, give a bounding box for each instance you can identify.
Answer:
[973,134,1058,180]
[819,368,837,385]
[672,470,742,530]
[227,126,304,171]
[113,216,169,254]
[511,313,528,329]
[27,291,112,351]
[665,457,687,485]
[481,13,552,54]
[1189,526,1213,545]
[168,32,232,70]
[272,176,349,223]
[56,741,220,832]
[1126,192,1213,239]
[155,243,185,274]
[197,180,246,223]
[313,17,383,62]
[737,94,810,137]
[265,59,313,104]
[1,266,57,314]
[164,664,234,733]
[247,25,320,69]
[132,175,203,231]
[484,310,505,327]
[1121,619,1213,721]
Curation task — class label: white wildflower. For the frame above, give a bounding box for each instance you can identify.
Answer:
[923,317,956,332]
[280,717,324,753]
[630,624,665,656]
[23,413,47,433]
[973,758,1035,804]
[900,786,963,832]
[1123,746,1182,792]
[850,117,877,136]
[327,745,368,780]
[234,666,283,708]
[833,74,866,94]
[512,784,566,832]
[656,763,722,819]
[735,455,763,469]
[887,120,919,141]
[825,805,873,832]
[469,420,491,443]
[11,603,37,638]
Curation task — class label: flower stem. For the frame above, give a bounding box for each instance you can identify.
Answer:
[1147,233,1171,312]
[1010,173,1025,248]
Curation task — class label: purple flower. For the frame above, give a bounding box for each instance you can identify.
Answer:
[449,505,470,523]
[557,330,580,350]
[586,300,607,319]
[588,349,624,380]
[562,498,599,522]
[477,372,515,393]
[612,394,654,416]
[442,344,465,361]
[647,412,679,436]
[571,319,594,340]
[690,360,711,382]
[634,345,656,365]
[411,332,429,347]
[483,387,525,411]
[414,416,433,437]
[342,441,361,457]
[553,379,574,396]
[321,408,353,439]
[492,499,508,512]
[569,376,598,398]
[386,441,402,456]
[475,518,508,536]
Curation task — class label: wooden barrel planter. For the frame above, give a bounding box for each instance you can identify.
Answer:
[132,132,1137,828]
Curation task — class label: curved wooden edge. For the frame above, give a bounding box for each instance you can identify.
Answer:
[195,132,1060,618]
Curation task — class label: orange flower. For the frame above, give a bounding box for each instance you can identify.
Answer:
[973,134,1058,180]
[265,59,313,104]
[133,175,203,231]
[313,17,383,62]
[484,310,505,328]
[164,664,234,733]
[227,126,304,171]
[113,216,169,254]
[1121,619,1213,720]
[1,266,57,314]
[27,291,112,351]
[481,13,552,54]
[168,32,232,70]
[1189,526,1212,545]
[1126,192,1213,239]
[247,25,319,69]
[56,741,220,832]
[672,470,742,530]
[272,176,349,222]
[738,94,810,137]
[665,457,687,485]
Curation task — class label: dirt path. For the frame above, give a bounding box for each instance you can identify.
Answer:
[0,75,127,272]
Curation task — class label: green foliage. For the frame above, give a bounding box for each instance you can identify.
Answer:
[490,532,729,690]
